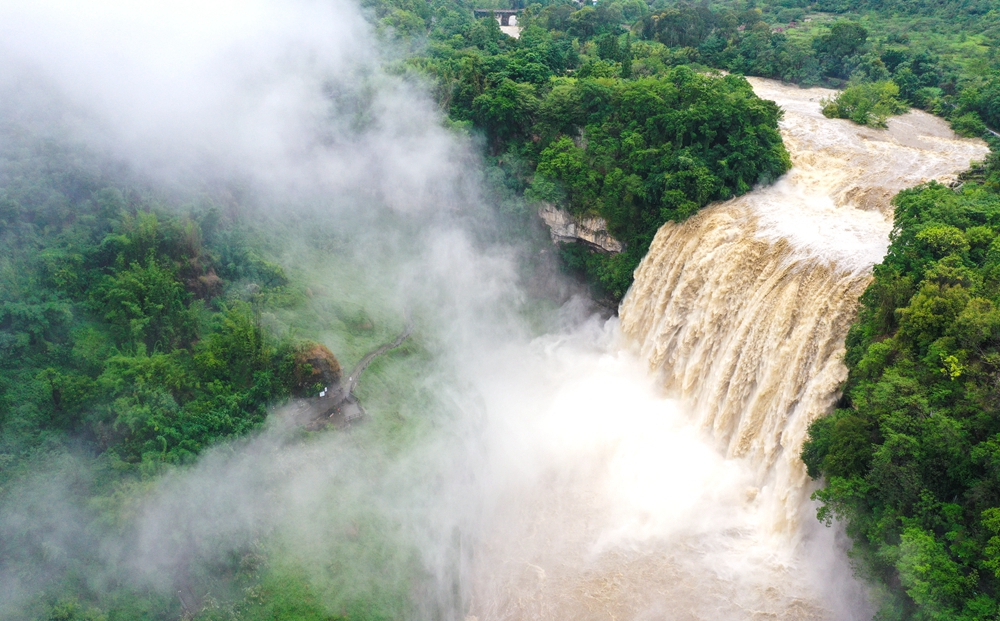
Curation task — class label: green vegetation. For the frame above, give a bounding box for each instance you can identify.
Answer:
[526,69,788,298]
[0,140,308,475]
[633,0,1000,136]
[372,0,1000,299]
[822,80,908,127]
[0,133,435,620]
[800,155,1000,619]
[380,0,792,301]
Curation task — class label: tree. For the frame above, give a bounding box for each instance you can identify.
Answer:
[821,80,908,127]
[813,21,868,79]
[472,79,538,149]
[92,258,193,352]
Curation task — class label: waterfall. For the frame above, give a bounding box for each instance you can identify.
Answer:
[468,79,986,620]
[619,78,987,534]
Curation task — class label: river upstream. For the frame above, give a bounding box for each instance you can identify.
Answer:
[0,4,989,614]
[465,79,988,620]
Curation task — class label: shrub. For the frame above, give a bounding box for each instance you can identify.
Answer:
[822,80,908,128]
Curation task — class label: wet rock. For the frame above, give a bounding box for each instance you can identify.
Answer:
[538,202,623,253]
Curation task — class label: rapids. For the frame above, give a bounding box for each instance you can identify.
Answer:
[468,79,988,620]
[619,78,988,534]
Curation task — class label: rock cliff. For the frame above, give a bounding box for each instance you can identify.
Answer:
[537,203,623,253]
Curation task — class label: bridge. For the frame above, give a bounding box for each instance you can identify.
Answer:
[473,8,520,26]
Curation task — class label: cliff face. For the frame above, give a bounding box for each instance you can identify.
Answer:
[537,203,623,254]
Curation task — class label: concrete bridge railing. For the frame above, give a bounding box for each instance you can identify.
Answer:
[473,8,520,26]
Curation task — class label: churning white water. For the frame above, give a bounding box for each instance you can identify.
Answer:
[467,79,988,620]
[14,4,988,618]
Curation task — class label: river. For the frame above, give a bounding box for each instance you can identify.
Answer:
[465,78,988,621]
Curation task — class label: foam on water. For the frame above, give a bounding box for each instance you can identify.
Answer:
[475,77,987,620]
[744,77,985,271]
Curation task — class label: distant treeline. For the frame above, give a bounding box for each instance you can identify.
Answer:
[635,1,1000,134]
[368,0,1000,300]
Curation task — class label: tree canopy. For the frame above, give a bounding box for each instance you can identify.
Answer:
[803,157,1000,619]
[0,141,311,473]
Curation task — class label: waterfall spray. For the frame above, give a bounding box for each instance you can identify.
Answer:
[620,78,986,535]
[469,78,987,620]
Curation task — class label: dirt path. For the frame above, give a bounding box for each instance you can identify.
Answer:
[341,320,414,397]
[287,318,413,428]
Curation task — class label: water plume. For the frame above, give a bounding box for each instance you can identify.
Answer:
[460,81,986,621]
[0,1,989,619]
[620,79,987,543]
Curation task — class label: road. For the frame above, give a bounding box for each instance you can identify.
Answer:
[341,319,414,397]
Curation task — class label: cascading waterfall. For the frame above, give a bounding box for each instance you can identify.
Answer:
[469,79,987,620]
[619,78,988,534]
[622,216,872,534]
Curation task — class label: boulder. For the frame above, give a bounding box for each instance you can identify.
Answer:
[293,343,342,395]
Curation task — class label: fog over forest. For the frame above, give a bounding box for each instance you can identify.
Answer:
[0,1,642,618]
[3,0,998,620]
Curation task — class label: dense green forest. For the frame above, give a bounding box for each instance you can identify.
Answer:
[0,130,435,618]
[802,161,1000,620]
[5,0,1000,618]
[0,136,341,619]
[0,139,307,475]
[392,5,792,299]
[366,0,1000,299]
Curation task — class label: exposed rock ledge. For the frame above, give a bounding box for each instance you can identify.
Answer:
[538,203,623,253]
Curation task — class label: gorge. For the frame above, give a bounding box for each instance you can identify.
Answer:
[1,2,997,618]
[473,77,987,620]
